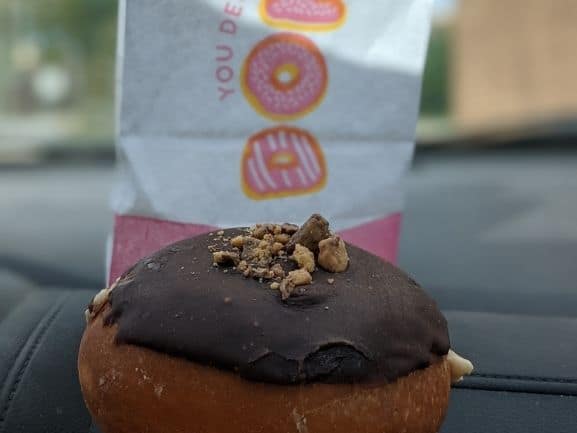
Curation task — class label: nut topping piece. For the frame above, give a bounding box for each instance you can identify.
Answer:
[292,244,315,273]
[286,214,330,254]
[279,269,312,300]
[209,215,349,302]
[318,236,349,273]
[212,251,240,266]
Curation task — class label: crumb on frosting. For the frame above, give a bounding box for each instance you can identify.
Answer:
[212,251,240,266]
[230,235,244,248]
[292,244,315,273]
[318,236,349,273]
[286,214,330,254]
[279,269,312,300]
[210,214,348,301]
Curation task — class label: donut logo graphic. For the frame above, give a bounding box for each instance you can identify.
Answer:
[241,126,327,200]
[260,0,347,31]
[241,33,328,121]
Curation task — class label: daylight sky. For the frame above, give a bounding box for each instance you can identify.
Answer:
[434,0,456,16]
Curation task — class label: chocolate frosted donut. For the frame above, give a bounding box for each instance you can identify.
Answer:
[79,216,473,433]
[104,228,449,384]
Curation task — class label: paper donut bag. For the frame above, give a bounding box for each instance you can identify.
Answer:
[109,0,434,281]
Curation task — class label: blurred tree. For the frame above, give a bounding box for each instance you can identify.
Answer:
[38,0,117,55]
[0,0,117,137]
[420,25,450,116]
[31,0,117,98]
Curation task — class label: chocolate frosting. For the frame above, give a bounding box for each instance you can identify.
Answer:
[104,229,450,385]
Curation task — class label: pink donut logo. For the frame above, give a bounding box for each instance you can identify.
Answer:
[241,33,328,121]
[260,0,347,31]
[241,126,327,200]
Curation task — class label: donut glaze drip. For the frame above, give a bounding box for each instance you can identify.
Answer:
[104,229,450,385]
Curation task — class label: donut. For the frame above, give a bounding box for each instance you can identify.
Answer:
[260,0,347,31]
[79,215,474,433]
[241,126,327,200]
[241,33,328,121]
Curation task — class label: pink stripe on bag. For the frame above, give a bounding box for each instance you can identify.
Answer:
[109,213,401,284]
[339,213,402,264]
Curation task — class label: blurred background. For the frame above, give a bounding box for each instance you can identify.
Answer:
[0,0,115,162]
[2,0,577,302]
[5,0,577,162]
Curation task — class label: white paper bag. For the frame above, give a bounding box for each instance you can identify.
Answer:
[109,0,433,281]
